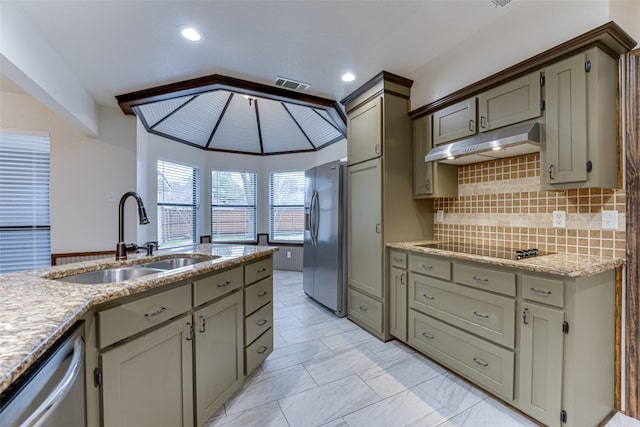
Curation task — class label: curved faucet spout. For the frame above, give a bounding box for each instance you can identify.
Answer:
[116,191,150,260]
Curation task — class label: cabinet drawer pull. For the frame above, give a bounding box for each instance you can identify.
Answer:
[468,119,475,132]
[198,315,206,333]
[217,281,231,288]
[359,306,368,312]
[257,346,269,354]
[472,275,488,282]
[421,332,434,340]
[144,306,167,319]
[480,116,487,129]
[258,291,269,297]
[257,319,268,326]
[422,293,435,300]
[530,287,552,296]
[523,307,529,325]
[400,273,405,285]
[393,257,404,263]
[548,164,555,180]
[257,267,267,273]
[421,264,434,270]
[375,144,380,154]
[473,311,489,319]
[473,357,489,367]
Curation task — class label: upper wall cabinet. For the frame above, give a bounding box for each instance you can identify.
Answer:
[477,72,542,132]
[432,98,477,145]
[541,47,618,190]
[347,97,383,166]
[413,115,458,198]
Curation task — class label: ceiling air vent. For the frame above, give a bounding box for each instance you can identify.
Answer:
[275,76,310,91]
[491,0,512,6]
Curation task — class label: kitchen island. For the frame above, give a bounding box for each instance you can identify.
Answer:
[0,243,277,426]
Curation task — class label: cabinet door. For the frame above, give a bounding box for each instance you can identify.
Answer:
[518,302,564,427]
[432,98,476,145]
[413,115,434,197]
[348,158,382,298]
[347,96,382,165]
[194,291,244,427]
[389,267,407,341]
[101,316,193,427]
[478,72,541,132]
[544,53,588,184]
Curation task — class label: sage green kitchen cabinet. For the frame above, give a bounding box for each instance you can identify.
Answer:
[194,291,244,427]
[413,115,458,198]
[541,46,618,189]
[477,71,542,132]
[347,96,382,166]
[389,265,407,342]
[432,97,477,145]
[518,301,564,427]
[348,158,383,299]
[244,257,274,375]
[342,71,433,340]
[101,316,194,427]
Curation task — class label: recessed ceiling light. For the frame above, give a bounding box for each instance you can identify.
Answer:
[342,72,356,82]
[491,147,503,151]
[180,27,203,42]
[446,156,456,160]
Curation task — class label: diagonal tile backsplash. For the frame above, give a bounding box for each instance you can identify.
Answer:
[433,153,626,258]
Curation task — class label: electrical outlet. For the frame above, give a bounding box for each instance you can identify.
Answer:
[552,211,566,228]
[287,251,291,259]
[436,210,444,223]
[602,210,618,230]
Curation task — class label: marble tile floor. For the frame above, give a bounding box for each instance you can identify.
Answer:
[205,270,638,427]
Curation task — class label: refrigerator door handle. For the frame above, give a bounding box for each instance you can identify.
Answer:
[310,190,318,245]
[313,190,320,245]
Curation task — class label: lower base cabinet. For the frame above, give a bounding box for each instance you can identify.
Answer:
[101,316,194,427]
[194,292,244,427]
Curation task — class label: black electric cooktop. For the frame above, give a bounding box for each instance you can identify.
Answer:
[418,242,552,261]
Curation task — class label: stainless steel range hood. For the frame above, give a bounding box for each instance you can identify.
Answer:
[424,120,541,165]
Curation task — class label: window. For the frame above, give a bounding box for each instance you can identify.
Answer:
[211,170,257,242]
[269,171,305,243]
[157,160,197,248]
[0,133,51,273]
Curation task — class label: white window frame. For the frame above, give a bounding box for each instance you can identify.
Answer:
[269,170,305,244]
[210,169,257,243]
[156,159,198,248]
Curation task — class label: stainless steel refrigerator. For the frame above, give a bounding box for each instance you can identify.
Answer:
[303,160,347,317]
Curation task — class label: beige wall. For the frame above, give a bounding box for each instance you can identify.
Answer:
[0,91,137,253]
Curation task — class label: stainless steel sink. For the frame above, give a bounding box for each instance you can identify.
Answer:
[140,256,216,270]
[55,267,163,285]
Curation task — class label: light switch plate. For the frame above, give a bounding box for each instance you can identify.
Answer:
[602,210,618,230]
[553,211,566,228]
[436,210,444,223]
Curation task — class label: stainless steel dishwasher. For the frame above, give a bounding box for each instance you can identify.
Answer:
[0,322,86,427]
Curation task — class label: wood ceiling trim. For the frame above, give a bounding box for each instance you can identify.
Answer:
[116,73,343,120]
[282,103,316,150]
[409,21,637,119]
[340,70,414,106]
[149,95,198,129]
[254,99,265,155]
[205,93,234,149]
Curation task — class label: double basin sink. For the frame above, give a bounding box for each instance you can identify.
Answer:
[55,256,219,285]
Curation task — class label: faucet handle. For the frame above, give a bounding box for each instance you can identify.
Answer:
[144,241,158,256]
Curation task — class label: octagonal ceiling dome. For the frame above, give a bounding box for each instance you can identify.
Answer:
[117,74,346,155]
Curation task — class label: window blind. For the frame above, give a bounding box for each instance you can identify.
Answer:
[269,171,304,242]
[157,160,197,247]
[0,133,51,273]
[211,170,257,242]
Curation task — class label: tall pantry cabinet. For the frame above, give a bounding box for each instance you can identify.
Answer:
[341,72,433,341]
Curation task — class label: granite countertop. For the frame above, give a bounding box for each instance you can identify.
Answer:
[0,243,278,394]
[388,240,624,278]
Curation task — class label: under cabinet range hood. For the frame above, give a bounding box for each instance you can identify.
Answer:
[425,120,541,165]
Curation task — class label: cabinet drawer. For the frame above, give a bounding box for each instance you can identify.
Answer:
[245,327,273,376]
[98,284,191,349]
[348,288,383,334]
[245,277,273,315]
[453,263,516,297]
[522,275,564,308]
[390,250,407,269]
[193,267,243,307]
[245,302,273,345]
[409,254,451,280]
[408,310,514,400]
[244,257,272,285]
[409,274,515,348]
